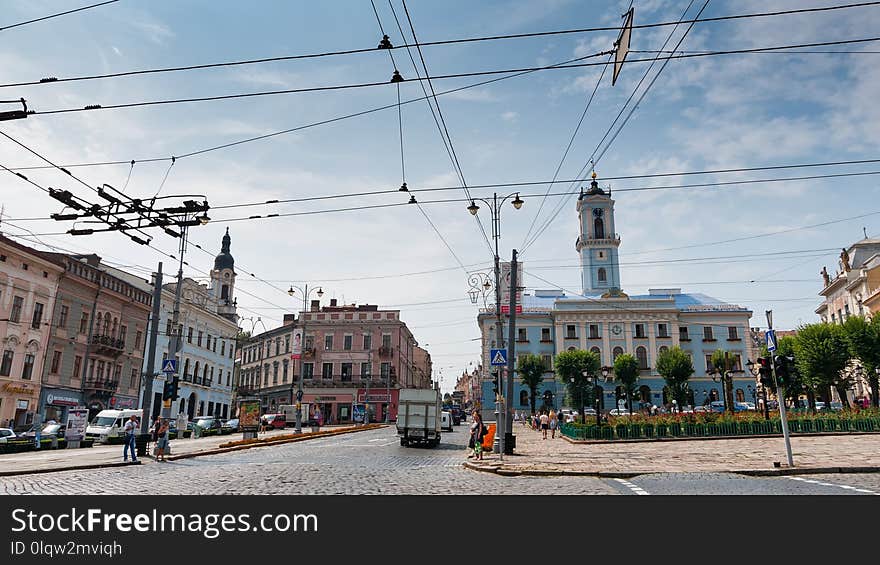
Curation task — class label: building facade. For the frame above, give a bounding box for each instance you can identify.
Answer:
[478,175,756,419]
[816,238,880,323]
[0,235,64,428]
[240,300,421,423]
[37,254,152,422]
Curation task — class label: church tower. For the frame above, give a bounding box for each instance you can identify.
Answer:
[210,227,238,323]
[576,172,622,295]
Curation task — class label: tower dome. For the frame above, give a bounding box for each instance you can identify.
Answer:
[214,227,234,271]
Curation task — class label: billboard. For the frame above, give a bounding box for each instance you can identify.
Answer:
[238,400,261,431]
[500,261,523,314]
[290,329,303,360]
[64,408,89,442]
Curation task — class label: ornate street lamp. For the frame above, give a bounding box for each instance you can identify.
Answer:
[287,284,323,433]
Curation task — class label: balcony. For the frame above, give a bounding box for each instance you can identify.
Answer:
[378,346,393,357]
[89,334,125,357]
[83,378,119,394]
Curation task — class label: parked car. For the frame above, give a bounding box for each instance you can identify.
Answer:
[440,411,453,432]
[694,405,712,413]
[193,416,222,432]
[0,428,16,443]
[260,413,286,430]
[608,408,635,416]
[221,418,240,433]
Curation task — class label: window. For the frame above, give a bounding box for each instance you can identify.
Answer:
[221,341,226,356]
[635,346,648,370]
[303,363,314,378]
[135,331,142,350]
[520,391,529,407]
[31,302,44,329]
[733,354,743,372]
[50,351,62,374]
[703,326,715,341]
[0,350,13,376]
[10,296,23,323]
[594,217,605,239]
[341,363,352,382]
[266,342,271,356]
[273,362,279,384]
[322,363,333,379]
[73,356,82,380]
[361,362,371,379]
[728,326,739,340]
[635,324,646,338]
[659,346,669,355]
[589,324,599,339]
[165,318,172,337]
[80,312,89,334]
[275,338,280,356]
[119,326,127,346]
[263,364,270,386]
[541,354,552,371]
[22,354,35,380]
[324,334,333,350]
[658,324,668,338]
[541,328,551,342]
[844,304,850,319]
[566,325,576,339]
[382,334,392,349]
[285,335,290,353]
[305,335,314,350]
[380,363,391,378]
[612,346,623,361]
[705,355,714,373]
[679,326,690,341]
[59,305,69,330]
[130,368,138,389]
[589,347,601,360]
[282,360,289,383]
[517,328,528,342]
[22,263,27,271]
[597,268,607,283]
[187,327,193,343]
[363,334,372,350]
[208,402,215,416]
[344,335,353,350]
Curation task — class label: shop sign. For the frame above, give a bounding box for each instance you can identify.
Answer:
[47,393,80,407]
[357,393,391,403]
[1,382,34,395]
[313,396,338,402]
[110,397,137,409]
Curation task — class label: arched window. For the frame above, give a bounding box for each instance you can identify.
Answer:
[612,346,623,361]
[590,346,601,359]
[111,317,118,337]
[568,346,577,351]
[636,346,648,369]
[103,313,111,335]
[598,268,607,283]
[594,217,605,239]
[193,361,200,381]
[736,388,745,402]
[183,358,190,379]
[519,390,529,407]
[221,284,229,300]
[638,385,652,404]
[659,345,669,356]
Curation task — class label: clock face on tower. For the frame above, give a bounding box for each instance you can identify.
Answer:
[611,324,623,336]
[593,208,603,218]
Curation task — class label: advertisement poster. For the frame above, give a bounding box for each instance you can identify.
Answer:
[64,408,89,442]
[290,329,303,360]
[239,400,261,431]
[352,404,365,423]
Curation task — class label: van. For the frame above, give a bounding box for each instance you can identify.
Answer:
[440,411,453,432]
[85,409,142,443]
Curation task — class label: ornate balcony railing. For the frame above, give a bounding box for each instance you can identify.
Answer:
[89,334,125,357]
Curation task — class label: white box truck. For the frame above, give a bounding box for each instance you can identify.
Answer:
[397,388,441,447]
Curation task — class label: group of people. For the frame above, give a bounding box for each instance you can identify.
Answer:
[120,414,171,464]
[525,410,559,439]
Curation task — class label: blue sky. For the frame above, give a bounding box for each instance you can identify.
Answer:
[1,1,879,393]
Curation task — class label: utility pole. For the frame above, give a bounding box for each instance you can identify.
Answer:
[504,249,519,455]
[164,226,189,420]
[140,262,163,434]
[767,310,794,467]
[492,196,504,456]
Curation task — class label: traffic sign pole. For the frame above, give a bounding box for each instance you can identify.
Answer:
[766,311,794,467]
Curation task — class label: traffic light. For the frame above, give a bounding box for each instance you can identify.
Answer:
[492,372,499,398]
[774,355,791,387]
[162,376,180,401]
[757,357,773,388]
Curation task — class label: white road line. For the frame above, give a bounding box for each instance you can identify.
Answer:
[614,478,650,495]
[787,476,879,495]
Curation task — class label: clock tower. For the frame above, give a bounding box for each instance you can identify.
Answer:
[210,227,238,323]
[576,172,621,295]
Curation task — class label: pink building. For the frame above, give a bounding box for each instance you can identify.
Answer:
[0,235,64,428]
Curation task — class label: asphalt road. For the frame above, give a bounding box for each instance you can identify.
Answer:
[1,425,878,495]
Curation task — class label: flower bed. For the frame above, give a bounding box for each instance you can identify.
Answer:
[560,408,880,442]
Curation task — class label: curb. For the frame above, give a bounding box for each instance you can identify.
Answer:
[165,424,388,462]
[462,460,880,479]
[561,430,880,444]
[0,460,142,478]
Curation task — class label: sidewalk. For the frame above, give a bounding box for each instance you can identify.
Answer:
[465,424,880,477]
[0,424,369,476]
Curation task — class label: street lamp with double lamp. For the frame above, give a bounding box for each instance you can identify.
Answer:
[287,284,324,434]
[467,192,523,457]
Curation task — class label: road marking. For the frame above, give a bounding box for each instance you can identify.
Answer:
[787,476,879,494]
[613,478,650,495]
[368,438,387,442]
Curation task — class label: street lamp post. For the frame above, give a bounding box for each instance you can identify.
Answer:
[467,192,523,457]
[287,284,324,434]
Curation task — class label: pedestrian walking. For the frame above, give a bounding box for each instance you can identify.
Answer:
[549,410,558,439]
[155,418,170,462]
[540,411,550,439]
[122,415,138,463]
[469,411,486,460]
[150,417,161,443]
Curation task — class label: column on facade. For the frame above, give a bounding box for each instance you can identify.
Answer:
[647,320,657,373]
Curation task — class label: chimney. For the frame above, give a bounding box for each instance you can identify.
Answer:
[330,298,337,307]
[283,314,296,326]
[310,299,320,312]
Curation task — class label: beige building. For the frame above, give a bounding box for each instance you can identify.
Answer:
[816,238,880,324]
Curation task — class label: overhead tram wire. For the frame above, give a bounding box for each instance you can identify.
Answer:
[523,0,709,254]
[0,0,119,33]
[4,1,879,88]
[31,36,880,117]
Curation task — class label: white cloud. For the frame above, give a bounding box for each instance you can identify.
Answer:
[501,111,519,122]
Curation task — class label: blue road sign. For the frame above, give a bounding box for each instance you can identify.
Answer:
[490,348,508,366]
[161,359,178,374]
[765,330,777,352]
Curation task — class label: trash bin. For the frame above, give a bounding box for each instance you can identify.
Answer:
[503,432,516,455]
[135,433,150,458]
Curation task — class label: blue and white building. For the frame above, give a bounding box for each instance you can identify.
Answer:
[478,175,756,418]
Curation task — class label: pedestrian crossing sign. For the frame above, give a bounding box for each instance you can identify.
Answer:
[765,330,777,352]
[490,348,508,366]
[161,359,178,374]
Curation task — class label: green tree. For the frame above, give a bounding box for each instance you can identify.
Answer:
[793,322,850,409]
[517,354,546,415]
[612,353,639,414]
[554,349,600,422]
[655,347,695,408]
[842,315,880,407]
[709,349,737,413]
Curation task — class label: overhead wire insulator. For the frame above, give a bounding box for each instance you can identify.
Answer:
[390,70,404,83]
[378,34,393,49]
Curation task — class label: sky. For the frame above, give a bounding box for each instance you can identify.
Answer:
[1,0,879,394]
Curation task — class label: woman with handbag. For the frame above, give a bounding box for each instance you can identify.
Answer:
[469,411,486,461]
